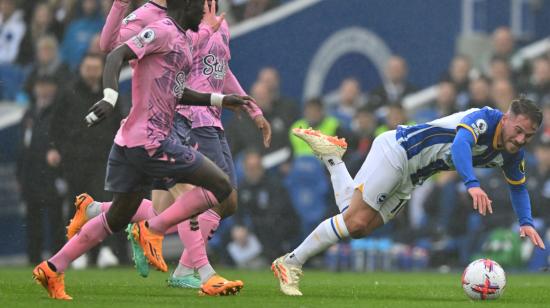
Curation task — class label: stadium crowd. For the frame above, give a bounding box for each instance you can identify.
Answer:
[1,0,549,271]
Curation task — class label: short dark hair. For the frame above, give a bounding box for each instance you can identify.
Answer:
[509,95,543,127]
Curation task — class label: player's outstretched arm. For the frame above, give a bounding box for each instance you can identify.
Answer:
[451,128,493,215]
[179,88,252,113]
[100,0,130,53]
[85,44,137,127]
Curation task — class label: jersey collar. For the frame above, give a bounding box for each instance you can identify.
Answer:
[148,1,167,10]
[492,120,503,150]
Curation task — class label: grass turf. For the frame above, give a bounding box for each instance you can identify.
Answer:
[1,267,549,307]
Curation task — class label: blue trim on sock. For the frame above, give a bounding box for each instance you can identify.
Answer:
[330,218,342,240]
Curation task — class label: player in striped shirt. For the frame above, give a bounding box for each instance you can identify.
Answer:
[272,97,545,296]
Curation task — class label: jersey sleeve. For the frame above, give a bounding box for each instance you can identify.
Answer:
[502,151,526,185]
[456,109,492,144]
[451,126,480,189]
[125,23,170,60]
[99,0,129,53]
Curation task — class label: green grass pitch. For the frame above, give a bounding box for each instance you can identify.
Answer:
[1,267,549,307]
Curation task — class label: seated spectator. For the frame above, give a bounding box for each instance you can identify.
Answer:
[257,66,299,116]
[481,27,517,74]
[491,78,516,112]
[441,55,472,109]
[23,35,72,100]
[324,77,367,129]
[466,77,494,109]
[488,56,514,83]
[346,107,377,176]
[374,104,413,137]
[17,2,63,65]
[414,81,458,123]
[0,0,26,64]
[227,80,296,163]
[60,0,103,70]
[522,56,550,105]
[227,225,264,269]
[369,55,417,112]
[235,149,299,260]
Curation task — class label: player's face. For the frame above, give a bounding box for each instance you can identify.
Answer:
[501,113,538,153]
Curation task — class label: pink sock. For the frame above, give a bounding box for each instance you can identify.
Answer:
[100,199,156,221]
[147,188,218,234]
[180,209,221,267]
[49,213,112,272]
[177,218,208,268]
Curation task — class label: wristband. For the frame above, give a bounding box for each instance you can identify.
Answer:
[103,88,119,107]
[210,93,224,107]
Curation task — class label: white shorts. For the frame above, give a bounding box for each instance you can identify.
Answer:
[353,130,414,223]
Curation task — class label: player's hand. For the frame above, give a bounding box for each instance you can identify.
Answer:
[85,100,114,127]
[254,116,272,148]
[520,225,546,249]
[203,0,225,32]
[467,187,492,216]
[221,95,252,113]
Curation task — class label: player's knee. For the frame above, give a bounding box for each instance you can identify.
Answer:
[211,173,232,203]
[219,190,238,218]
[105,210,131,233]
[346,217,370,239]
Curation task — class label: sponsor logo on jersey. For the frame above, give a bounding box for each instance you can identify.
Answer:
[376,193,387,205]
[471,119,488,136]
[173,71,186,99]
[202,54,227,80]
[140,29,155,44]
[123,13,136,25]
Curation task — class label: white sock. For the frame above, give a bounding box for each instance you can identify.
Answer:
[321,155,355,212]
[285,213,349,267]
[197,264,216,283]
[85,201,103,219]
[172,262,194,278]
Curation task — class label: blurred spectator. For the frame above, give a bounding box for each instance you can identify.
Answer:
[324,77,367,130]
[414,81,458,123]
[60,0,103,70]
[0,0,26,64]
[23,35,72,100]
[230,0,279,22]
[441,55,472,109]
[482,27,516,74]
[466,77,494,109]
[368,55,417,111]
[374,104,412,137]
[87,32,101,53]
[535,102,550,145]
[523,56,550,105]
[491,78,516,112]
[227,79,296,164]
[227,225,264,268]
[345,107,377,176]
[235,149,299,260]
[488,56,513,84]
[290,97,344,157]
[17,2,64,65]
[529,138,550,222]
[257,66,298,112]
[16,76,64,264]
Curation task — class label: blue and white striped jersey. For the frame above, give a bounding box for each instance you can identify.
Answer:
[395,107,525,186]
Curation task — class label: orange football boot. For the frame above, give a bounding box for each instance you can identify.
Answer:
[66,193,95,239]
[130,221,167,272]
[32,261,72,300]
[199,275,244,296]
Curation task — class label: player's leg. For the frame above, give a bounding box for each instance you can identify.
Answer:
[292,127,352,212]
[272,130,407,296]
[33,144,149,300]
